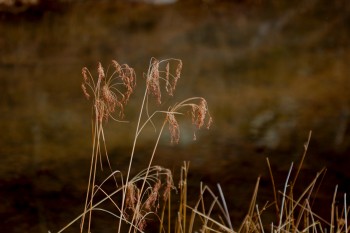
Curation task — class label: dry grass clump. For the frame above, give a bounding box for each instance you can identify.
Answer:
[58,59,348,233]
[170,132,349,233]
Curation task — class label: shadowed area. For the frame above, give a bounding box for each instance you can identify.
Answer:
[1,0,350,232]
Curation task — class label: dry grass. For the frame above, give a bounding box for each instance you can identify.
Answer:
[58,59,348,233]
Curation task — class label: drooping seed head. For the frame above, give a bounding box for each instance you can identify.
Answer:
[163,169,174,201]
[82,67,89,83]
[81,83,90,100]
[175,60,182,81]
[144,179,161,211]
[97,62,105,81]
[167,113,180,144]
[147,59,161,105]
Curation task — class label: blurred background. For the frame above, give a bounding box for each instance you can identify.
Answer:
[1,0,350,232]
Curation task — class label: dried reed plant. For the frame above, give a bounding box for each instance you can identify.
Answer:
[119,57,212,233]
[58,57,212,233]
[58,58,348,233]
[79,60,137,233]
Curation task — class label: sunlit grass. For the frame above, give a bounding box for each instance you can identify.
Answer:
[57,58,349,233]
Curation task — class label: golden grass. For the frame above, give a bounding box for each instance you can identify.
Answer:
[58,59,348,233]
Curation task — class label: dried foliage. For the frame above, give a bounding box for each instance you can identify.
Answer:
[59,58,349,233]
[59,58,212,233]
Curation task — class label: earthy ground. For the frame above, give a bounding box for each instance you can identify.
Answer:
[1,0,350,232]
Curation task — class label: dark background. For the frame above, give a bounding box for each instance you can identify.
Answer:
[1,0,350,232]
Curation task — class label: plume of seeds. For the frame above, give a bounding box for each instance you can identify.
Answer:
[125,167,175,232]
[125,183,138,211]
[143,58,212,144]
[147,58,161,104]
[81,60,136,122]
[146,57,182,105]
[144,179,161,211]
[167,97,212,144]
[163,168,174,201]
[191,98,212,129]
[166,112,180,144]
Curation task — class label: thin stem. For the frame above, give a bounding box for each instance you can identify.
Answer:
[80,118,97,233]
[217,184,233,230]
[279,162,294,230]
[266,157,280,221]
[345,193,348,233]
[129,120,167,233]
[119,84,149,233]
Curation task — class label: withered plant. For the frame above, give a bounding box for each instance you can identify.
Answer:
[120,57,212,233]
[80,61,136,233]
[57,59,349,233]
[172,132,350,233]
[58,57,212,233]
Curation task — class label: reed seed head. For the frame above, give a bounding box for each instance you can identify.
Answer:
[166,97,212,144]
[97,62,105,81]
[167,113,180,144]
[81,83,90,100]
[146,58,182,105]
[81,60,136,123]
[163,169,174,201]
[147,58,161,105]
[192,98,208,129]
[144,179,161,211]
[125,183,138,211]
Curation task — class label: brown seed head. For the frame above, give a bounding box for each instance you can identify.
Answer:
[81,83,90,100]
[165,62,172,96]
[147,59,161,104]
[125,183,138,210]
[163,169,174,201]
[82,60,136,123]
[111,60,122,73]
[191,99,206,129]
[144,179,161,211]
[120,65,136,104]
[82,67,89,83]
[167,113,180,144]
[176,60,182,80]
[97,62,105,81]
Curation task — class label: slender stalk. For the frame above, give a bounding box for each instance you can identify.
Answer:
[293,130,312,188]
[267,157,280,221]
[217,184,233,230]
[330,185,338,233]
[127,120,167,233]
[119,81,149,233]
[80,115,99,233]
[256,205,265,233]
[279,162,294,230]
[345,193,348,233]
[58,185,125,233]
